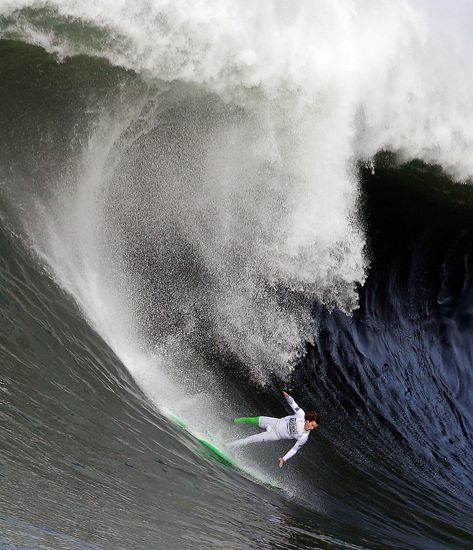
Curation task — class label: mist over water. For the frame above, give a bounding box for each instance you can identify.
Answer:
[3,0,473,383]
[1,2,473,548]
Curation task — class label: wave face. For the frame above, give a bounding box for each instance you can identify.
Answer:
[1,2,473,549]
[293,158,473,547]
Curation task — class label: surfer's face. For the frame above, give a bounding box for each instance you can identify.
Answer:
[304,420,318,431]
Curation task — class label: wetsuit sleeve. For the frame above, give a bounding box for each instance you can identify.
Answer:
[282,433,309,462]
[285,394,305,417]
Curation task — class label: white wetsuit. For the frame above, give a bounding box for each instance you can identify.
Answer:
[228,395,310,462]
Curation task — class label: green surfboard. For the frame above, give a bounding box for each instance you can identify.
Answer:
[162,408,235,467]
[161,407,282,491]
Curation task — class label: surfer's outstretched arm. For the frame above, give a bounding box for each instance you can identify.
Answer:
[282,391,305,418]
[278,432,309,467]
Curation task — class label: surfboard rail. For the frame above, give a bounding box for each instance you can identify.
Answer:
[161,407,236,467]
[160,407,282,491]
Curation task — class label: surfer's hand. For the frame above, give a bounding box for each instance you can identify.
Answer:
[278,457,285,468]
[282,391,289,399]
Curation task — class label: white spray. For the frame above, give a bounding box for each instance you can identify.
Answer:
[1,0,473,430]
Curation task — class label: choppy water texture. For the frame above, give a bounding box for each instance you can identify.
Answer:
[1,3,473,549]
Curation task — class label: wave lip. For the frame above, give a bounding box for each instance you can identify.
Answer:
[3,1,473,177]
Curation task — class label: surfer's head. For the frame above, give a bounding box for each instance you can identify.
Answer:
[304,412,320,431]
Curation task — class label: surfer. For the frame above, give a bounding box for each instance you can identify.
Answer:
[227,391,319,468]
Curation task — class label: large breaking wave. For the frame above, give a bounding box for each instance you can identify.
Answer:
[1,2,473,548]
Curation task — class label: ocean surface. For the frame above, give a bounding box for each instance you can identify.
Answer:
[0,2,472,548]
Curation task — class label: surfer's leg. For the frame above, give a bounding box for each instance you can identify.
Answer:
[226,429,280,449]
[257,416,279,430]
[234,416,260,425]
[233,416,279,434]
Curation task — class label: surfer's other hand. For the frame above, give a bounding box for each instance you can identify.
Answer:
[278,457,285,468]
[282,391,289,399]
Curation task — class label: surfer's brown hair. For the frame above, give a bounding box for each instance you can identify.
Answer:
[305,411,320,423]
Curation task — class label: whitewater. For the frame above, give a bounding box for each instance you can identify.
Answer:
[0,1,473,548]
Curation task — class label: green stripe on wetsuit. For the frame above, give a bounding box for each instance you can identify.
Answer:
[234,416,259,425]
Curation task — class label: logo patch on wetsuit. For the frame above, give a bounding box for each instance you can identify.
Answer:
[288,417,298,437]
